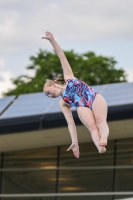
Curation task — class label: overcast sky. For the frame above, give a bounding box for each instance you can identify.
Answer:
[0,0,133,97]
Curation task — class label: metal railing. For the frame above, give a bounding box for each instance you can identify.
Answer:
[0,191,133,198]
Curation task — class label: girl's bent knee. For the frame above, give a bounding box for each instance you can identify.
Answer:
[89,124,98,133]
[96,118,106,125]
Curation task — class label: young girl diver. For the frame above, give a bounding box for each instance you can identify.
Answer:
[42,31,109,159]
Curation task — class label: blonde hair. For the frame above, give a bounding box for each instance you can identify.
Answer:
[43,78,65,92]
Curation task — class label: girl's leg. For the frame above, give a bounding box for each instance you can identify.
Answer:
[92,94,109,146]
[77,107,106,153]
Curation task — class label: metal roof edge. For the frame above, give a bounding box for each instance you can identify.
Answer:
[0,104,133,135]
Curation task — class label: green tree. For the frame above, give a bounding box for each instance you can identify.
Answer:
[4,49,127,96]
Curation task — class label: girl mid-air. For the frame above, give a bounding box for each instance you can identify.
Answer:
[42,31,109,159]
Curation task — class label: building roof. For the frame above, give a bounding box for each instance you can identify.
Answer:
[0,81,133,135]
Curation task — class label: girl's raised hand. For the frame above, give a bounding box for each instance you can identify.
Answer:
[42,31,54,41]
[66,143,80,158]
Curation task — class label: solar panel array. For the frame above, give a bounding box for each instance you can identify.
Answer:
[0,96,15,115]
[93,82,133,106]
[0,92,61,119]
[0,82,133,119]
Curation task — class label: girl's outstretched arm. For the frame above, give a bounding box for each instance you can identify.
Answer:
[42,31,75,81]
[59,99,80,158]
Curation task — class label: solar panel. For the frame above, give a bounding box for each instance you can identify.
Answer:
[0,82,133,119]
[93,82,133,106]
[0,96,15,115]
[0,92,61,119]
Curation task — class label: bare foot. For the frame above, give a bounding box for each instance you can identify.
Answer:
[99,137,107,147]
[98,146,106,153]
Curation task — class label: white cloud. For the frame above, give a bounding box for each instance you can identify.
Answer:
[0,10,19,37]
[126,67,133,82]
[0,0,23,4]
[0,71,15,97]
[0,0,132,93]
[0,58,14,97]
[0,0,133,54]
[0,57,5,70]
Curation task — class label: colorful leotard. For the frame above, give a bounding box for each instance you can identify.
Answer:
[61,79,97,110]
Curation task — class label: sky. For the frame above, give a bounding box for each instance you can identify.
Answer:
[0,0,133,97]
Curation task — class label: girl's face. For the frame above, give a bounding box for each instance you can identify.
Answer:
[44,85,61,98]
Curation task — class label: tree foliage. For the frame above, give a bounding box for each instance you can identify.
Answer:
[4,49,127,96]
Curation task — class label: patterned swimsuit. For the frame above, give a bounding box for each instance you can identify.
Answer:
[61,79,97,110]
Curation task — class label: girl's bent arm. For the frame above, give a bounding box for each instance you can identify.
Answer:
[59,99,78,143]
[59,99,80,158]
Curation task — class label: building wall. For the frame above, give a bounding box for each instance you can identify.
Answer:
[0,137,133,200]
